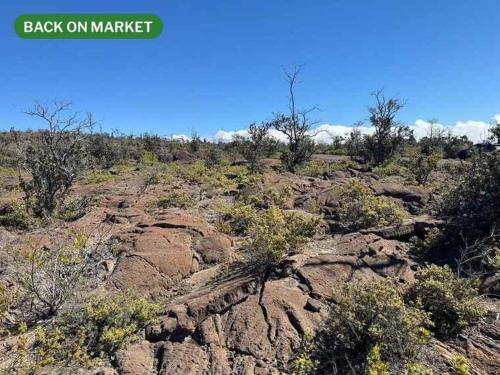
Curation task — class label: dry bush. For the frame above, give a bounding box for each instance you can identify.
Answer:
[16,101,93,218]
[17,235,89,320]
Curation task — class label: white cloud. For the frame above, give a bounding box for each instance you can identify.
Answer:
[170,134,191,141]
[213,129,249,142]
[211,116,495,145]
[410,120,446,140]
[311,124,373,144]
[452,121,491,143]
[411,119,492,143]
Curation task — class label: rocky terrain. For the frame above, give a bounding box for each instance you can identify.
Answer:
[0,154,498,375]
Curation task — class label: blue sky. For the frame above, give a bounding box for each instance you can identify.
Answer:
[1,1,499,140]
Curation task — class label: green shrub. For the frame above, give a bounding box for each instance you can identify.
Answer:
[140,151,164,188]
[57,196,91,221]
[243,186,293,209]
[439,153,499,277]
[410,227,442,258]
[291,331,318,375]
[297,160,355,178]
[247,206,320,262]
[405,150,441,185]
[4,292,158,372]
[318,278,431,374]
[373,159,410,178]
[406,265,485,339]
[0,285,9,315]
[0,202,31,230]
[81,170,116,184]
[446,355,470,375]
[0,166,16,177]
[171,160,259,192]
[365,344,390,375]
[215,201,258,235]
[158,190,196,209]
[333,179,406,230]
[140,150,160,166]
[75,292,158,356]
[233,122,275,173]
[406,362,434,375]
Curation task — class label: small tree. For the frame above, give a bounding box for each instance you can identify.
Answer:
[419,119,446,155]
[365,90,412,165]
[18,101,93,218]
[345,123,365,159]
[271,66,317,172]
[489,119,500,143]
[234,122,273,172]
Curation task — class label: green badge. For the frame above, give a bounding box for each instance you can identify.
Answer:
[15,14,163,39]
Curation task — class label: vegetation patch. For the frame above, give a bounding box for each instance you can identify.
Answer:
[81,170,117,185]
[57,196,91,221]
[297,159,356,178]
[332,179,406,231]
[171,159,260,192]
[243,185,293,209]
[158,190,196,209]
[373,159,410,179]
[406,265,485,339]
[314,278,431,374]
[0,202,31,230]
[4,291,158,373]
[247,206,320,262]
[0,166,17,177]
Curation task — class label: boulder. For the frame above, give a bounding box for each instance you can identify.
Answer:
[371,182,430,204]
[115,341,154,375]
[108,212,233,296]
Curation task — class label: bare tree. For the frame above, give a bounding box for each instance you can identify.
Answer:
[271,66,318,172]
[365,90,411,165]
[17,100,94,217]
[456,227,499,278]
[18,223,112,321]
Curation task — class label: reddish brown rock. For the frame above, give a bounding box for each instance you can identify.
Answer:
[158,341,209,375]
[108,212,234,296]
[115,341,154,375]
